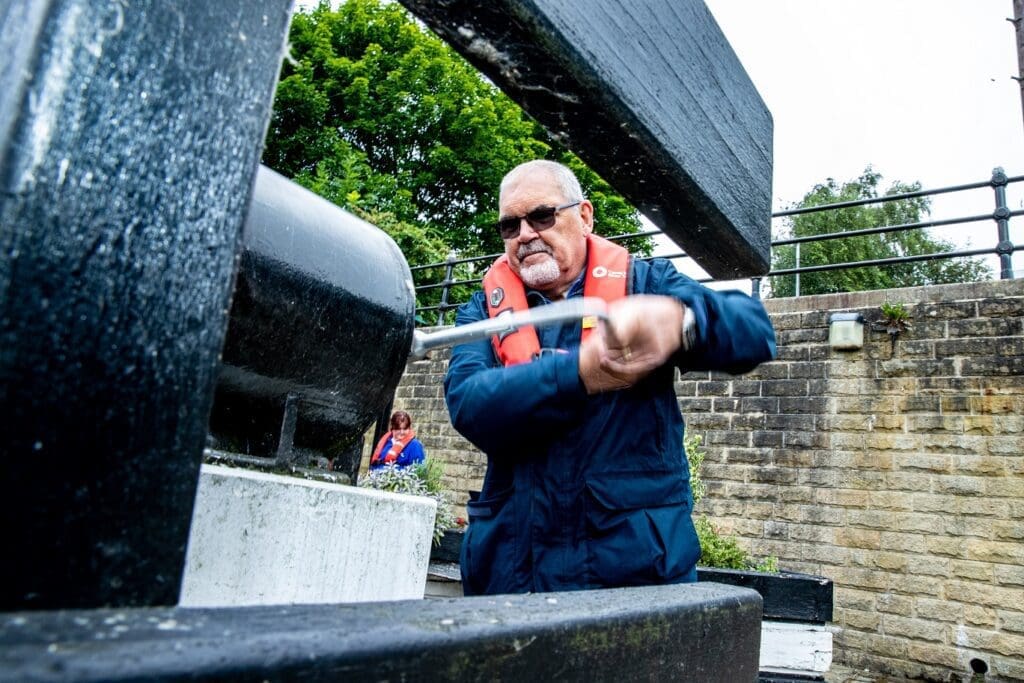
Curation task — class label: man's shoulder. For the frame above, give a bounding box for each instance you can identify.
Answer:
[631,256,686,292]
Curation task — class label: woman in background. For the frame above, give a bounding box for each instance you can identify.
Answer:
[369,410,425,470]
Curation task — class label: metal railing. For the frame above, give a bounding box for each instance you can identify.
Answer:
[412,168,1023,324]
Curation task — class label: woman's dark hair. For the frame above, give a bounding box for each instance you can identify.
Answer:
[390,410,412,430]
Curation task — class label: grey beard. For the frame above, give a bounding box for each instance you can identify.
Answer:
[519,257,560,289]
[517,242,559,289]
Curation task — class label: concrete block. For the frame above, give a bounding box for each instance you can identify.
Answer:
[179,464,435,606]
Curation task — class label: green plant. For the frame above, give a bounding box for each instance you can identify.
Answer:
[769,167,990,298]
[685,433,707,505]
[359,461,457,546]
[877,301,913,351]
[879,301,912,333]
[685,434,778,572]
[410,457,445,494]
[266,0,647,262]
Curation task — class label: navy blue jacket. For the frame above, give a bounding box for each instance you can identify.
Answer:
[444,257,776,595]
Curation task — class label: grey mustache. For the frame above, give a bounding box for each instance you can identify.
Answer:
[518,242,553,259]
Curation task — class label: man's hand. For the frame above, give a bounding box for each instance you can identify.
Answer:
[600,295,686,384]
[579,325,633,394]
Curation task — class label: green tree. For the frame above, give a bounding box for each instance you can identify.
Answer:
[264,0,644,264]
[770,168,990,297]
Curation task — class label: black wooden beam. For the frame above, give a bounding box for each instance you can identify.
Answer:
[699,567,834,623]
[0,0,292,610]
[1,584,762,682]
[399,0,773,278]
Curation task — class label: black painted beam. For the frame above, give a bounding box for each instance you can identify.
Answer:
[0,0,292,610]
[1,584,762,682]
[399,0,773,278]
[434,533,834,623]
[699,567,834,623]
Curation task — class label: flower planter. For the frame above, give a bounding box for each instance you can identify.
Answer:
[424,526,466,598]
[696,567,833,623]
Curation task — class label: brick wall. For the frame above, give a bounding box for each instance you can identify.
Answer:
[371,279,1024,682]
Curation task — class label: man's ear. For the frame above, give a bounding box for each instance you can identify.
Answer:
[580,200,595,234]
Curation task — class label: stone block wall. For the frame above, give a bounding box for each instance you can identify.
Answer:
[685,279,1024,682]
[370,279,1024,682]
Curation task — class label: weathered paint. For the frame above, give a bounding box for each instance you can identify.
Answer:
[0,0,293,610]
[1,583,762,681]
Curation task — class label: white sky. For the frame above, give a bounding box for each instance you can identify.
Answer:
[706,0,1023,210]
[670,0,1024,283]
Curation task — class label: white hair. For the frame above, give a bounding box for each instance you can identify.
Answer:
[499,159,584,205]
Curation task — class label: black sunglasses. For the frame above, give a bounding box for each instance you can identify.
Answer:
[497,201,581,239]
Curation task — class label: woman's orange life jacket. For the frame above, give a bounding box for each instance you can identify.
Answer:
[482,234,630,366]
[370,429,417,465]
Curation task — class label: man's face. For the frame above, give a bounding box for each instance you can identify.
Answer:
[499,170,592,299]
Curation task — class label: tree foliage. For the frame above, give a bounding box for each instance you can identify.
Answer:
[264,0,644,267]
[769,168,990,297]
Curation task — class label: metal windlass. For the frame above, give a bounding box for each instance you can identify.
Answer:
[410,296,610,360]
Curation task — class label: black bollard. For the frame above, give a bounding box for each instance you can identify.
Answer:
[209,166,415,467]
[0,0,293,610]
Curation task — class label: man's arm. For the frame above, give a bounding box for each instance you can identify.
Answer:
[653,260,777,374]
[443,293,590,455]
[586,260,776,387]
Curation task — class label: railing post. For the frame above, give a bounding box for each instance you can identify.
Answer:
[795,242,801,296]
[991,167,1015,279]
[750,277,761,301]
[438,251,458,325]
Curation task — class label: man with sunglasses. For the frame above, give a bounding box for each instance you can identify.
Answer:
[444,159,776,596]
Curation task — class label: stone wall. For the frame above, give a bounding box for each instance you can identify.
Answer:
[370,279,1024,682]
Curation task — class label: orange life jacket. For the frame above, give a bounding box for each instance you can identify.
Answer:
[370,429,418,466]
[482,233,630,366]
